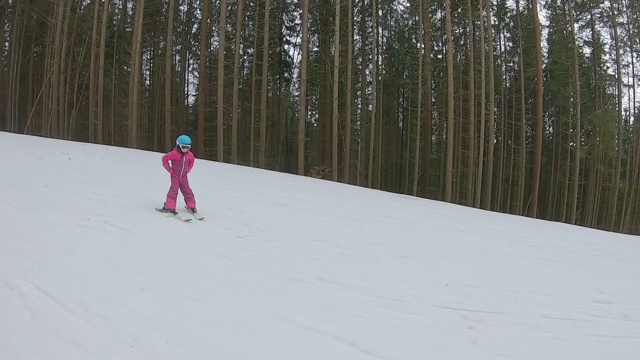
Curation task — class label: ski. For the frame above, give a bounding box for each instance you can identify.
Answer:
[184,206,205,221]
[155,208,192,222]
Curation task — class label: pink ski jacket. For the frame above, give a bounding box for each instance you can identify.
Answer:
[162,148,195,178]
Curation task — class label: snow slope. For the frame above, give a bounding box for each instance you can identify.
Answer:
[1,131,639,360]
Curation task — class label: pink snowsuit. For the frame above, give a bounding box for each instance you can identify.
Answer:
[162,147,196,210]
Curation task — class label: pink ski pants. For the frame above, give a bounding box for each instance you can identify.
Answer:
[165,175,196,210]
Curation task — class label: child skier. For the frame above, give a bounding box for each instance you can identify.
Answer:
[159,135,197,215]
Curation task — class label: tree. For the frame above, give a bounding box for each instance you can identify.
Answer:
[319,0,332,169]
[529,0,544,218]
[343,0,354,183]
[623,0,639,232]
[166,0,177,149]
[232,0,244,164]
[59,0,73,138]
[607,0,623,230]
[0,3,5,109]
[97,0,110,144]
[198,0,210,156]
[298,0,309,175]
[51,0,66,137]
[368,0,378,188]
[259,0,270,168]
[466,0,476,205]
[89,0,100,142]
[421,0,432,197]
[3,0,17,132]
[128,0,145,148]
[444,0,454,202]
[484,0,495,210]
[250,5,258,166]
[516,0,526,215]
[217,0,228,161]
[332,0,341,181]
[567,0,580,224]
[413,0,424,196]
[475,1,486,208]
[357,0,368,186]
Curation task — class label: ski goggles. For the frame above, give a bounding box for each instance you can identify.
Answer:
[179,144,191,151]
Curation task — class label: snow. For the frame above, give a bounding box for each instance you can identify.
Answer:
[1,131,639,360]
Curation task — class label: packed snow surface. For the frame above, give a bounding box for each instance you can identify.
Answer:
[1,131,639,359]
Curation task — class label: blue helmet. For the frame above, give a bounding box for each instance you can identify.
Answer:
[176,135,192,146]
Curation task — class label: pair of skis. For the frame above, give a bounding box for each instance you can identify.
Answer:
[156,206,204,222]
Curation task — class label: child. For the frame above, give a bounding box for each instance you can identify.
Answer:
[159,135,197,215]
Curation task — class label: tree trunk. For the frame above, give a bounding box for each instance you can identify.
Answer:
[455,64,463,203]
[497,17,507,212]
[357,0,367,186]
[376,75,383,189]
[561,121,571,221]
[178,0,193,135]
[567,0,581,224]
[421,0,432,196]
[165,0,176,149]
[484,0,495,210]
[475,1,486,208]
[319,0,332,167]
[24,36,43,135]
[3,0,15,132]
[404,71,411,194]
[11,2,26,133]
[217,0,227,161]
[516,0,526,215]
[529,0,544,218]
[89,0,100,142]
[367,0,377,188]
[332,0,340,181]
[624,0,638,232]
[466,0,475,205]
[259,0,270,168]
[343,0,353,183]
[232,0,244,164]
[197,0,210,156]
[69,14,85,137]
[51,0,65,137]
[59,0,73,138]
[413,0,424,197]
[0,3,5,126]
[298,0,309,174]
[128,0,145,148]
[444,0,454,202]
[97,0,109,144]
[250,12,258,166]
[508,80,517,212]
[548,112,557,218]
[607,0,623,230]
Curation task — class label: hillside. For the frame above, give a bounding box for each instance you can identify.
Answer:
[1,131,639,359]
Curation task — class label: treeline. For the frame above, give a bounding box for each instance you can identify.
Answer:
[1,0,639,234]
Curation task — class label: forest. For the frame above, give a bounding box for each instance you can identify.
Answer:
[1,0,639,234]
